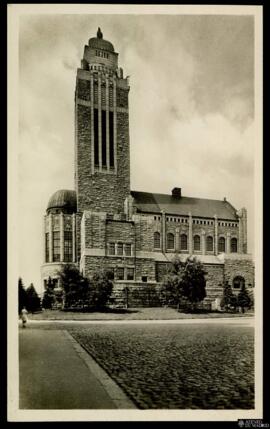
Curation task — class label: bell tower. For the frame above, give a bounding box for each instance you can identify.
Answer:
[75,28,130,214]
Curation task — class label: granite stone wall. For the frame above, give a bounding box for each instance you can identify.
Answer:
[224,256,254,288]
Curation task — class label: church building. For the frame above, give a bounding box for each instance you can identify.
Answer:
[41,28,254,307]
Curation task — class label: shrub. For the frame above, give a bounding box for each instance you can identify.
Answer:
[89,269,113,310]
[160,256,207,311]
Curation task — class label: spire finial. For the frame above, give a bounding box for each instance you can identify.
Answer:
[97,27,103,39]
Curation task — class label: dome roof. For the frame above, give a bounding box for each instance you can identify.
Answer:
[47,190,77,213]
[88,27,115,52]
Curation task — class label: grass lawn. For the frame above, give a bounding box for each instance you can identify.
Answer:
[28,307,254,321]
[69,323,254,409]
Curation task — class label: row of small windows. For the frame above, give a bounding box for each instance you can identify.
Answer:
[108,242,132,256]
[153,216,238,228]
[95,50,109,59]
[153,232,238,253]
[218,221,237,227]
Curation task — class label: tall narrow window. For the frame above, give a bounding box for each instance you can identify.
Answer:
[109,111,114,168]
[94,108,99,166]
[45,232,49,262]
[231,238,237,253]
[101,110,107,167]
[53,231,60,262]
[127,268,134,280]
[194,235,201,251]
[117,242,123,256]
[206,236,213,251]
[64,231,72,262]
[167,233,175,250]
[218,237,226,253]
[154,232,161,249]
[117,267,124,280]
[180,234,187,250]
[108,243,115,255]
[125,243,132,256]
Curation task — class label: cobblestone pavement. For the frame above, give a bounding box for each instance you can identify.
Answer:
[68,323,254,410]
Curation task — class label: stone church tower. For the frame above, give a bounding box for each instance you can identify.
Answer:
[41,28,254,308]
[75,27,130,214]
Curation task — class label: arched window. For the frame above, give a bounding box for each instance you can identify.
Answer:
[206,236,213,251]
[218,237,226,253]
[180,234,188,250]
[154,232,161,249]
[194,235,200,251]
[231,237,237,253]
[167,233,175,250]
[233,276,245,289]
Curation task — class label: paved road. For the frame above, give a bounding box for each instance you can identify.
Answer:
[19,328,119,409]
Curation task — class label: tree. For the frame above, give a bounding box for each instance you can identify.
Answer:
[181,258,207,311]
[160,273,183,308]
[58,264,89,309]
[89,269,113,309]
[160,256,207,311]
[42,277,56,309]
[220,281,235,311]
[26,283,41,313]
[18,277,27,314]
[237,283,251,313]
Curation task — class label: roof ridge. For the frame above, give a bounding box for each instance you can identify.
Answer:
[131,190,229,203]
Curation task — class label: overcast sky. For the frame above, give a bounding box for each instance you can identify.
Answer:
[16,10,256,293]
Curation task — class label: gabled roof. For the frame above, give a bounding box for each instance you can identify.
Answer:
[130,191,238,220]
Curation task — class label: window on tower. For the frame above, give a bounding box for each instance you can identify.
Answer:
[101,110,107,167]
[45,232,49,262]
[64,231,72,262]
[53,231,60,262]
[109,111,114,168]
[94,108,99,166]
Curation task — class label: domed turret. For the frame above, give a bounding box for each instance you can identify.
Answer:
[81,28,118,72]
[88,27,115,52]
[47,189,77,214]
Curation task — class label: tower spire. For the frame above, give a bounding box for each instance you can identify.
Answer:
[97,27,103,39]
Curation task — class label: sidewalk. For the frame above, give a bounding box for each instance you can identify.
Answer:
[19,327,135,409]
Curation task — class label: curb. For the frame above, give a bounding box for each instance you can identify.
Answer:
[63,330,137,409]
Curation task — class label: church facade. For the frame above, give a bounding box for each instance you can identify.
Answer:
[41,29,254,307]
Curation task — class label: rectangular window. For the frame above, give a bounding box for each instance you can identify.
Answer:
[53,231,60,262]
[117,267,124,280]
[127,268,134,281]
[117,242,123,256]
[108,243,115,255]
[101,110,107,167]
[45,233,49,262]
[94,108,99,166]
[109,111,114,167]
[64,231,72,262]
[125,243,132,256]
